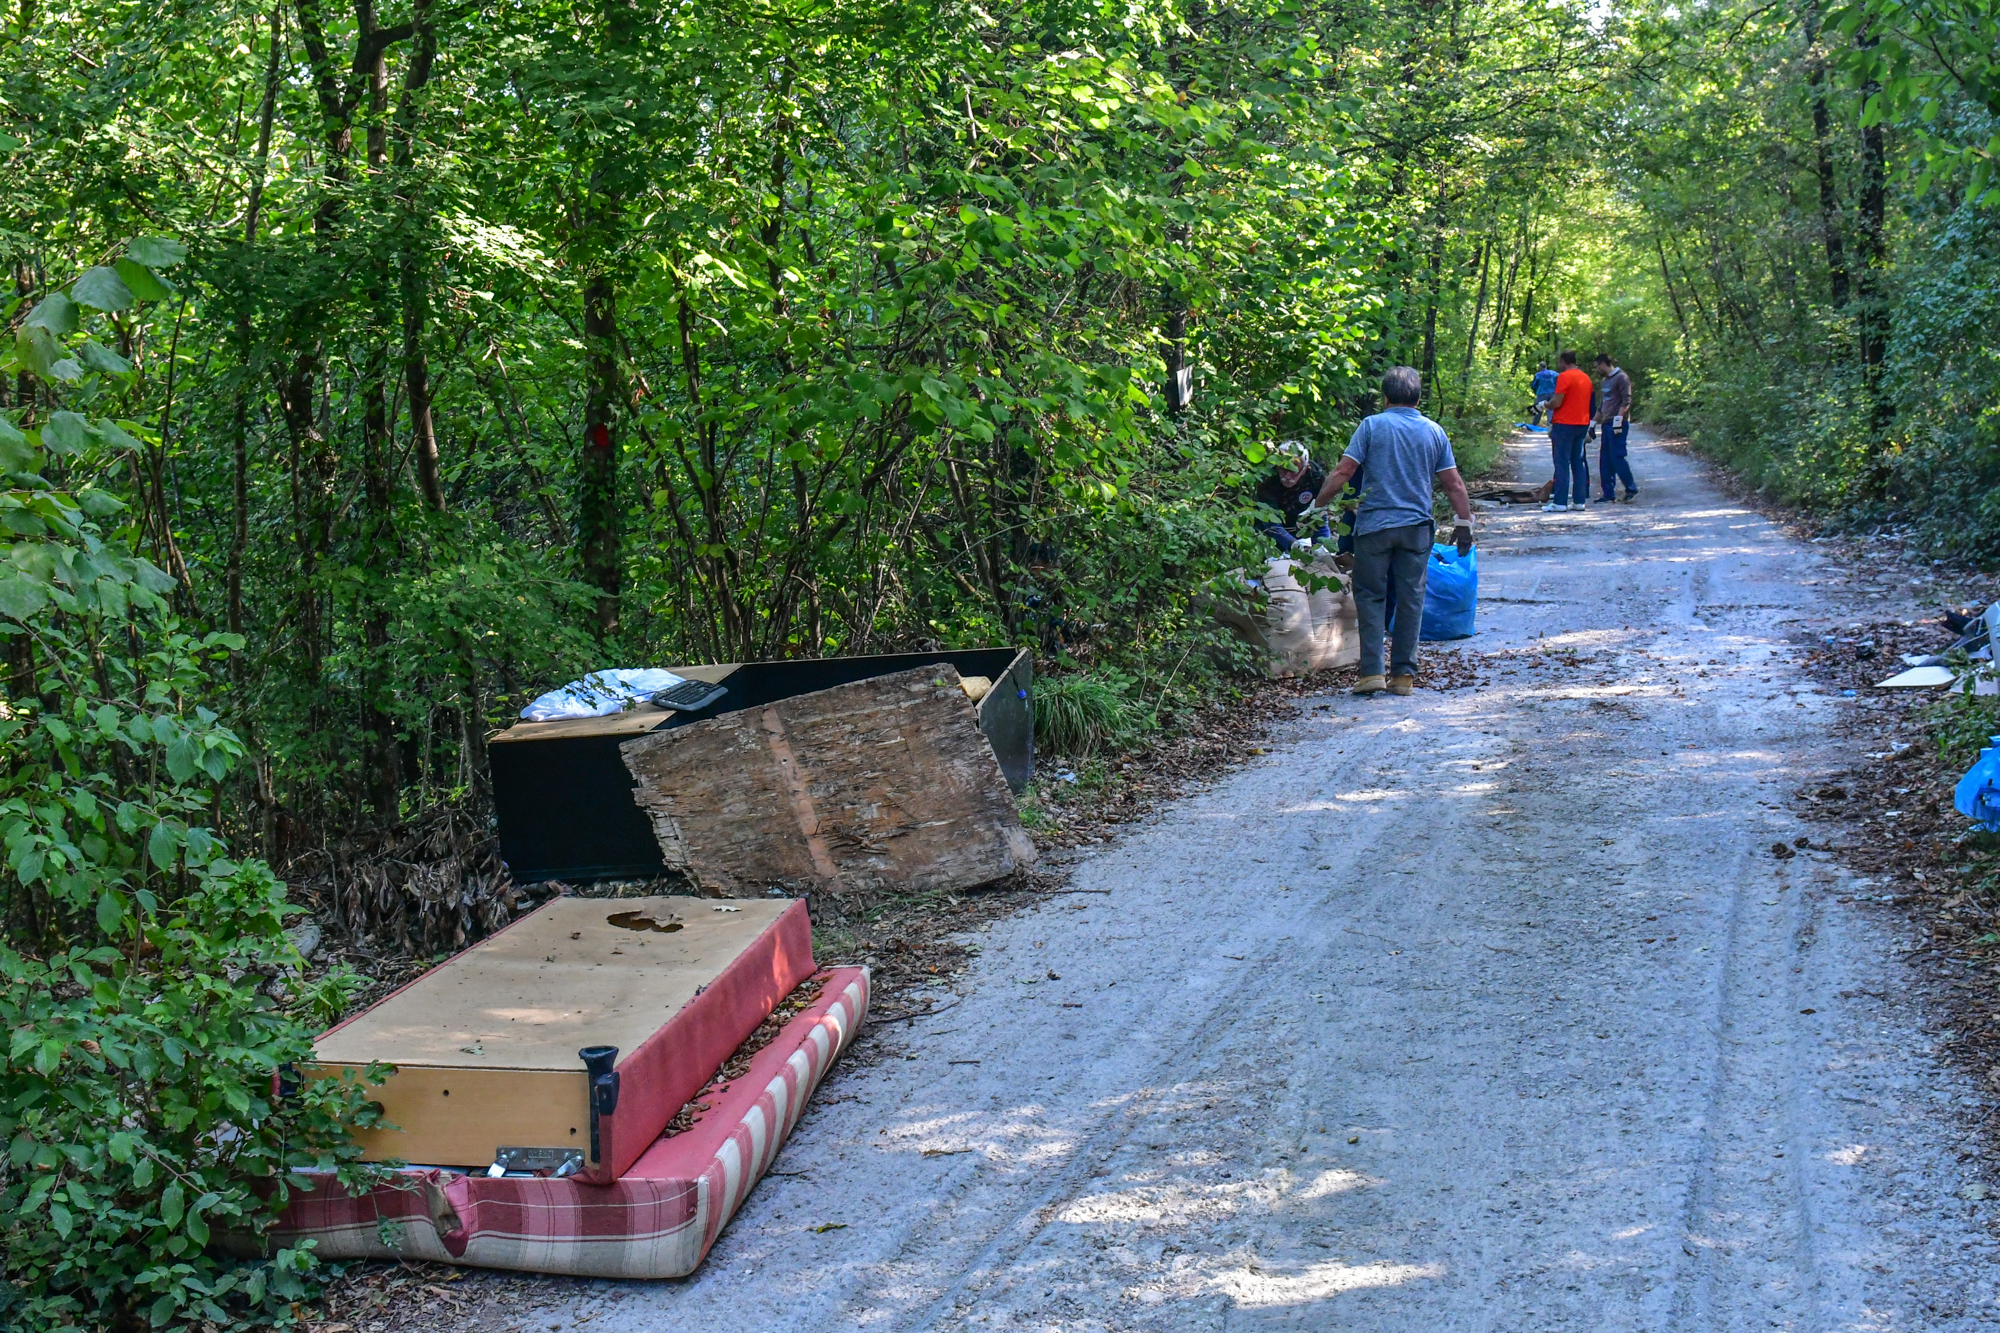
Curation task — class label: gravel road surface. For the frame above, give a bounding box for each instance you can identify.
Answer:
[534,429,2000,1331]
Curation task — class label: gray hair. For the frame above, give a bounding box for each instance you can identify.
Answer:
[1272,439,1310,468]
[1381,365,1422,406]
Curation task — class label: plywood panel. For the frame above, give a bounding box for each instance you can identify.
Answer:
[314,897,792,1071]
[311,896,797,1167]
[620,664,1035,899]
[312,1064,589,1168]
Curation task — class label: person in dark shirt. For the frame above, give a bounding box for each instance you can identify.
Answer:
[1254,441,1333,553]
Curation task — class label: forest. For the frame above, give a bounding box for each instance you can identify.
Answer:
[2,0,1998,1322]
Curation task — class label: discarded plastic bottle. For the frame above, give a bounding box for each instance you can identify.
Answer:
[1957,735,2000,833]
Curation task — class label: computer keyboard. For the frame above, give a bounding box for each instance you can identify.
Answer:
[648,679,728,712]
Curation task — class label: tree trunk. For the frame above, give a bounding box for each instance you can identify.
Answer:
[573,0,633,637]
[13,261,34,422]
[1855,33,1891,444]
[1419,209,1445,384]
[1491,212,1526,351]
[1804,1,1850,310]
[396,0,444,509]
[230,5,285,647]
[1460,235,1491,392]
[1162,300,1190,414]
[1655,236,1691,340]
[580,276,622,635]
[358,32,403,825]
[1517,243,1539,347]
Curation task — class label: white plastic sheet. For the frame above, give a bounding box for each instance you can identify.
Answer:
[1875,665,1955,688]
[520,668,688,721]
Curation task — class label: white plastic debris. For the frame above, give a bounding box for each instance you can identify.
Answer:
[1875,665,1955,688]
[521,668,688,721]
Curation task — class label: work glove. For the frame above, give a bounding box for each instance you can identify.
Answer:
[1611,414,1624,430]
[1451,518,1473,557]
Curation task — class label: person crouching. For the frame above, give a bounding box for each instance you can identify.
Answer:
[1309,366,1474,697]
[1253,440,1331,553]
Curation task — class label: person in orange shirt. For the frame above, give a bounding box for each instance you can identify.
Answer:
[1544,350,1595,512]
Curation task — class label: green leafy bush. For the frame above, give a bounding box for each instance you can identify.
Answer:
[0,865,382,1331]
[0,245,377,1331]
[1929,682,2000,769]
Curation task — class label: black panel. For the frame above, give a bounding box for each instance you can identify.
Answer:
[977,651,1035,792]
[489,731,670,883]
[491,648,1034,885]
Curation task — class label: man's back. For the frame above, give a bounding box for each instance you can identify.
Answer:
[1343,407,1456,536]
[1551,366,1594,425]
[1532,368,1557,397]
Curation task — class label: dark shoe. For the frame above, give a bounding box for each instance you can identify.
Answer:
[1388,673,1416,696]
[1620,490,1639,503]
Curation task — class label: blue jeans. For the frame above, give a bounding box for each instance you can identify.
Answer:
[1598,420,1635,499]
[1549,424,1590,505]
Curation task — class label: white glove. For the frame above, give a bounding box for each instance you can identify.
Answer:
[1611,415,1624,429]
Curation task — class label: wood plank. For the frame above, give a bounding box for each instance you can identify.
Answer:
[309,1064,589,1168]
[314,896,792,1070]
[620,664,1036,900]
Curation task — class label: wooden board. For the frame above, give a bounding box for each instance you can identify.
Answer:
[620,664,1036,900]
[312,896,791,1166]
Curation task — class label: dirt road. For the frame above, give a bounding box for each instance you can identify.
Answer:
[538,430,2000,1330]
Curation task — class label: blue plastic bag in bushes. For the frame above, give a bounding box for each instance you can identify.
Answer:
[1420,543,1477,641]
[1958,735,2000,832]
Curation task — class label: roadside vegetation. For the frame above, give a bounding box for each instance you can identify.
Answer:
[3,0,1997,1322]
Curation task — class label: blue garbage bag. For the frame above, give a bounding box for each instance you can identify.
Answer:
[1957,734,2000,832]
[1420,543,1477,641]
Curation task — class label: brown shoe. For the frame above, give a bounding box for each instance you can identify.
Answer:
[1388,673,1416,696]
[1353,674,1387,696]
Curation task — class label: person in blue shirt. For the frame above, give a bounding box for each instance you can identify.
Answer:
[1529,362,1557,427]
[1308,366,1475,697]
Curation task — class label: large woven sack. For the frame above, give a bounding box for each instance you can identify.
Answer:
[1211,553,1358,677]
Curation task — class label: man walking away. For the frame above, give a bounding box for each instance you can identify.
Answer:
[1309,366,1474,697]
[1544,350,1593,512]
[1530,362,1557,427]
[1595,353,1637,502]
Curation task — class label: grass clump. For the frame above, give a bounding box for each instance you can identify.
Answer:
[1033,672,1150,759]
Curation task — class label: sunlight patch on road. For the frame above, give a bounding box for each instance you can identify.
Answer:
[1282,789,1408,812]
[1294,1168,1378,1200]
[1826,1144,1872,1166]
[1059,1167,1379,1226]
[1211,1258,1444,1307]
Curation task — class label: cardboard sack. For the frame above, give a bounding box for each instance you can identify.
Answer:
[1211,553,1359,677]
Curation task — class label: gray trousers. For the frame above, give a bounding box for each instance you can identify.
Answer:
[1352,520,1433,677]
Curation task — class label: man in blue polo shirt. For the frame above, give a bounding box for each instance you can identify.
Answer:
[1310,366,1475,696]
[1530,362,1557,426]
